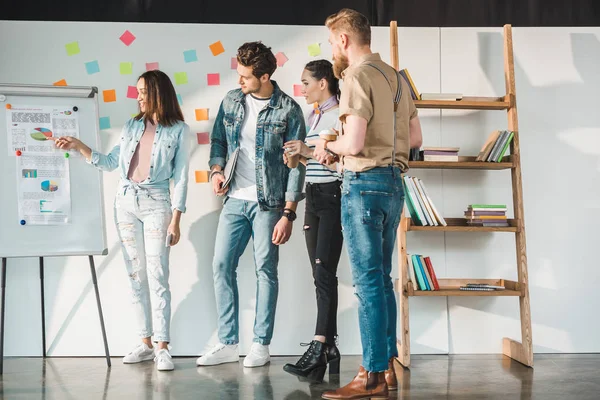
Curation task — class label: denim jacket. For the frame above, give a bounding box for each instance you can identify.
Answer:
[89,118,190,212]
[209,81,307,210]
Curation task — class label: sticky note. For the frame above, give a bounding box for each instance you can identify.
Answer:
[293,84,303,97]
[103,89,117,103]
[119,30,136,46]
[207,73,220,86]
[120,62,133,75]
[183,49,198,63]
[230,57,238,70]
[197,132,210,144]
[65,42,80,56]
[85,60,100,75]
[195,108,209,121]
[275,52,288,67]
[99,117,111,130]
[174,72,188,85]
[209,41,225,56]
[308,43,321,57]
[146,62,159,71]
[195,170,209,183]
[176,94,183,106]
[53,79,67,86]
[127,86,138,99]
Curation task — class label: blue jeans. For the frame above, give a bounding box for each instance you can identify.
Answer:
[213,197,282,345]
[341,166,404,372]
[114,185,173,342]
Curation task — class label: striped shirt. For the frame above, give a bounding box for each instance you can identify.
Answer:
[305,109,341,183]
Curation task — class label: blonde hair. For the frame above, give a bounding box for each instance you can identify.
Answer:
[325,8,371,46]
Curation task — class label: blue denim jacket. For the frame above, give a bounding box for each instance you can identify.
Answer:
[209,81,307,210]
[89,118,190,212]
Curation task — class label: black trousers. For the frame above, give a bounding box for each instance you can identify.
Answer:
[303,180,344,345]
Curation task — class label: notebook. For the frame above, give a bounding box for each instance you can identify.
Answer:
[222,147,240,189]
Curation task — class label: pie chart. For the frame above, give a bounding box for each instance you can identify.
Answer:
[30,128,53,141]
[41,180,58,192]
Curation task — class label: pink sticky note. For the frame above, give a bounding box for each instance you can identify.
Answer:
[196,132,210,145]
[293,84,303,97]
[146,62,159,71]
[230,57,238,70]
[275,52,288,67]
[119,30,136,46]
[126,85,138,99]
[207,73,220,86]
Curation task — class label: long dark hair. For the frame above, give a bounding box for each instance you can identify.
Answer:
[134,70,184,127]
[304,59,340,98]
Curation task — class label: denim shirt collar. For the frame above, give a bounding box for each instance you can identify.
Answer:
[231,80,283,110]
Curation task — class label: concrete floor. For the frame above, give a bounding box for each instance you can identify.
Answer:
[1,354,599,399]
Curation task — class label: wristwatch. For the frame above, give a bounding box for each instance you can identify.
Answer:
[282,208,297,222]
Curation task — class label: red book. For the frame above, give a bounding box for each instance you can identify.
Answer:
[424,257,440,290]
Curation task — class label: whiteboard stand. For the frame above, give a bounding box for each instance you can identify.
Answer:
[0,255,111,374]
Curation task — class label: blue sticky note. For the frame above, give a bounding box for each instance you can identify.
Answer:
[99,116,111,130]
[176,94,183,106]
[85,60,100,75]
[183,49,198,63]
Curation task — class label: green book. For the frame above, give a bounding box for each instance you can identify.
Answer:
[468,204,506,208]
[496,131,514,161]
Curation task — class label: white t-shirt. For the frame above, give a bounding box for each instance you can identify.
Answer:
[229,94,270,202]
[305,109,342,183]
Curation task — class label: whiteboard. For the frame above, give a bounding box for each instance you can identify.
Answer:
[0,85,108,258]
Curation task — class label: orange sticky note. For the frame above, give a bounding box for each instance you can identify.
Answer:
[103,89,117,103]
[195,170,209,183]
[293,84,303,97]
[53,79,67,86]
[209,41,225,56]
[6,104,12,109]
[195,108,209,121]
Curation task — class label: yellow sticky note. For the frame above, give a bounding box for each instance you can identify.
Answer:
[195,170,209,183]
[195,108,209,121]
[120,62,133,75]
[65,41,80,56]
[308,43,321,57]
[174,72,188,85]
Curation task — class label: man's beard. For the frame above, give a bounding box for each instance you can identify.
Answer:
[242,82,261,95]
[333,55,349,79]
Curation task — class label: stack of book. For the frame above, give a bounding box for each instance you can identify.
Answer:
[399,68,420,100]
[407,254,439,291]
[464,204,509,227]
[476,130,514,162]
[397,69,463,102]
[403,176,447,226]
[423,147,459,162]
[459,283,506,291]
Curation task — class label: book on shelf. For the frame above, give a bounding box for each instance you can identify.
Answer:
[476,130,514,162]
[422,146,459,162]
[407,254,440,291]
[420,93,463,101]
[464,204,509,226]
[399,68,420,100]
[403,176,447,226]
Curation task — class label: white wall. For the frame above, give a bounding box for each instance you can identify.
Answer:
[0,21,598,357]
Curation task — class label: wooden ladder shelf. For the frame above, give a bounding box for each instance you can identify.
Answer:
[390,23,533,368]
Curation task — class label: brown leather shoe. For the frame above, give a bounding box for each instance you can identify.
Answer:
[385,357,398,391]
[321,366,388,399]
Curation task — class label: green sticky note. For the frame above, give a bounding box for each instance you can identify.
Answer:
[308,43,321,57]
[120,62,133,75]
[65,41,80,56]
[174,72,188,85]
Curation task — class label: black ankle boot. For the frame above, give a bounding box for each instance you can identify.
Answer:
[283,340,338,382]
[324,342,341,375]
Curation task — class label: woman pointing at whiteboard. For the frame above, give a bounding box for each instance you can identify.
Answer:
[51,70,190,372]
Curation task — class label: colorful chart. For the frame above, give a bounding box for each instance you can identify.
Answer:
[41,180,58,192]
[30,127,53,141]
[22,169,38,178]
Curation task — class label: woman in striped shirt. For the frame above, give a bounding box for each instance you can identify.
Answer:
[282,60,343,382]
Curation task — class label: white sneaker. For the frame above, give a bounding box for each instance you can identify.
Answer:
[123,343,155,364]
[155,348,174,371]
[243,343,270,368]
[196,343,239,366]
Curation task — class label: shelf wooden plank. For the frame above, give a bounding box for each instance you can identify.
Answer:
[415,96,510,110]
[406,279,522,297]
[409,156,514,170]
[408,218,519,232]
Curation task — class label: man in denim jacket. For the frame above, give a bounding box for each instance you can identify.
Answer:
[197,41,306,368]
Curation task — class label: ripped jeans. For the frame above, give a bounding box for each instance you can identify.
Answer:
[114,185,173,342]
[341,166,404,372]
